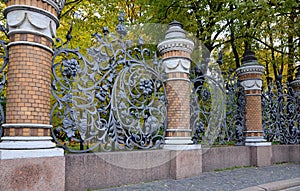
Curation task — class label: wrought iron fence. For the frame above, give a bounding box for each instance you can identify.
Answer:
[191,65,246,146]
[191,65,300,145]
[0,13,298,151]
[50,14,167,152]
[262,79,300,144]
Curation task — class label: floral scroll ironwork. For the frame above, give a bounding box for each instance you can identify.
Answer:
[191,64,246,146]
[51,15,167,152]
[262,81,300,144]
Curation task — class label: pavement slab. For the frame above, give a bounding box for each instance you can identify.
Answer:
[96,163,300,191]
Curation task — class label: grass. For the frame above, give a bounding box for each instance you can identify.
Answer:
[214,165,253,172]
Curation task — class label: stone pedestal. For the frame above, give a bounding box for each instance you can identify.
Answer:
[0,156,65,191]
[168,145,202,179]
[250,146,272,166]
[236,50,271,147]
[157,21,194,145]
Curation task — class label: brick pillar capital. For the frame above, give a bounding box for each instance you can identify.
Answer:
[157,21,194,76]
[236,51,265,93]
[5,0,65,52]
[236,50,265,78]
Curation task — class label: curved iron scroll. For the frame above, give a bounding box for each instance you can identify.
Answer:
[262,82,300,144]
[191,66,246,146]
[51,19,167,152]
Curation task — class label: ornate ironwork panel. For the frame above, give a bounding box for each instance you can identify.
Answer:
[51,15,167,152]
[262,81,300,144]
[191,65,246,146]
[0,40,8,136]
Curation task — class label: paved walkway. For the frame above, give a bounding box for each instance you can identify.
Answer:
[98,163,300,191]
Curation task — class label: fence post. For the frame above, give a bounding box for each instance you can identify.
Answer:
[157,21,202,179]
[157,21,194,146]
[0,0,65,190]
[236,50,272,166]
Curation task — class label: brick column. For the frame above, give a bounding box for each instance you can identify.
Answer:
[236,50,271,146]
[0,0,65,159]
[157,21,194,146]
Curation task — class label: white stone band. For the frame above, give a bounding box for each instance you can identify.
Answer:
[163,58,191,74]
[240,79,263,91]
[290,79,300,88]
[164,78,190,82]
[6,10,58,39]
[8,41,54,54]
[164,138,193,145]
[2,124,52,128]
[163,144,201,150]
[166,129,192,132]
[4,5,59,25]
[0,136,56,150]
[42,0,65,14]
[1,136,53,141]
[236,65,265,76]
[0,148,64,159]
[158,38,194,55]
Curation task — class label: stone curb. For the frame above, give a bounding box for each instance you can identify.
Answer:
[238,178,300,191]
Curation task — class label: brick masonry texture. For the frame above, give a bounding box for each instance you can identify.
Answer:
[166,75,191,138]
[239,73,262,81]
[245,89,261,95]
[239,72,264,136]
[7,0,58,17]
[245,95,263,133]
[162,50,191,60]
[5,44,52,136]
[10,33,53,48]
[4,128,50,136]
[294,86,300,92]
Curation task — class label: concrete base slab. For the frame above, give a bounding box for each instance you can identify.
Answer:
[0,156,65,191]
